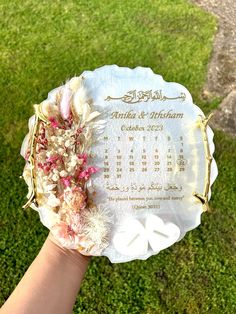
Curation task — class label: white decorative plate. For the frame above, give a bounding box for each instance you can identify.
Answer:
[20,65,218,263]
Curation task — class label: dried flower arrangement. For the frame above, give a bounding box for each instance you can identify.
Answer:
[20,76,114,255]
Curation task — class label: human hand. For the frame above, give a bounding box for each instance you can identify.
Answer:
[47,231,91,267]
[0,231,91,314]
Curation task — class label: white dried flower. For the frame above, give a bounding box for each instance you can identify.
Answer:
[46,151,53,157]
[58,148,65,154]
[43,183,57,192]
[69,155,78,167]
[81,204,113,250]
[60,170,68,177]
[47,194,61,207]
[65,139,71,148]
[57,137,63,145]
[52,174,59,182]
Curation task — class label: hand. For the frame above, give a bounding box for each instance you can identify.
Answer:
[0,233,91,314]
[47,231,92,267]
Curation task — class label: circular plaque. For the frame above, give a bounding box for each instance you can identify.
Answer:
[20,65,218,263]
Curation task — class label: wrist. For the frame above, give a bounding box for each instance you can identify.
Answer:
[43,232,91,270]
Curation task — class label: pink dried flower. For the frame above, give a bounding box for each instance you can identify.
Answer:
[78,166,100,181]
[77,127,84,134]
[46,155,59,163]
[37,162,50,174]
[77,153,88,166]
[49,117,60,129]
[60,176,73,187]
[66,112,73,128]
[63,186,87,210]
[37,154,62,174]
[35,129,48,153]
[46,155,62,169]
[51,212,84,249]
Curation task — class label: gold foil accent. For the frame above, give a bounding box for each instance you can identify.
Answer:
[105,89,186,104]
[22,108,44,209]
[33,104,50,123]
[193,113,214,212]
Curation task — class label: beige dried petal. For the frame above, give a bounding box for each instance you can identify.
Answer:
[20,133,30,159]
[68,77,83,92]
[73,87,88,116]
[40,100,60,119]
[86,111,101,123]
[20,115,37,160]
[44,183,57,192]
[28,115,36,131]
[47,86,62,104]
[23,163,33,187]
[81,102,91,123]
[47,194,61,207]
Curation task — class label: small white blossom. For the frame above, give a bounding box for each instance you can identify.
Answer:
[52,174,59,181]
[60,170,68,177]
[58,148,65,154]
[65,139,71,147]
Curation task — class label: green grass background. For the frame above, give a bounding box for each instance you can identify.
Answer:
[0,0,235,313]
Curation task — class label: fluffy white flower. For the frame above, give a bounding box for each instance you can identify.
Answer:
[81,204,114,250]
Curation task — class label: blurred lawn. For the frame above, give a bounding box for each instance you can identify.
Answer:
[0,0,235,313]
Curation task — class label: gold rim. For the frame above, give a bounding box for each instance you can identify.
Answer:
[193,113,214,212]
[22,104,50,209]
